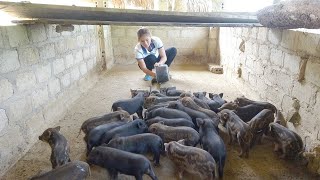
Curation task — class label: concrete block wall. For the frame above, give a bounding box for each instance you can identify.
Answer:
[0,24,101,176]
[110,25,218,65]
[219,27,320,150]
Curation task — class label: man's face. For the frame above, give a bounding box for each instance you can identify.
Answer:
[139,34,151,49]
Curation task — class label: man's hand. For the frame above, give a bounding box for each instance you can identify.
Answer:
[151,71,156,77]
[154,62,161,67]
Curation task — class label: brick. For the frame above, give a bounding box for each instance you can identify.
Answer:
[305,58,320,86]
[87,58,94,70]
[55,39,68,54]
[6,25,29,47]
[45,24,60,38]
[254,61,265,75]
[246,42,258,58]
[245,55,255,69]
[0,49,20,73]
[73,25,81,32]
[126,28,140,38]
[79,62,87,75]
[9,97,32,121]
[88,25,95,31]
[314,92,320,114]
[27,24,47,43]
[234,28,242,37]
[268,29,282,45]
[35,63,51,83]
[32,86,49,109]
[0,109,8,134]
[90,45,97,57]
[292,82,317,105]
[93,57,97,65]
[168,30,180,38]
[241,28,249,38]
[299,109,317,134]
[84,35,91,45]
[0,79,13,102]
[66,38,77,50]
[53,58,65,75]
[296,32,320,57]
[270,48,284,67]
[258,44,270,60]
[74,51,83,64]
[80,25,88,32]
[18,47,40,65]
[283,53,301,74]
[249,74,257,87]
[281,30,298,50]
[61,73,71,87]
[26,112,45,138]
[39,43,55,60]
[65,54,74,69]
[0,29,4,48]
[111,27,125,37]
[70,67,80,83]
[281,94,293,112]
[249,27,258,39]
[16,71,36,91]
[152,29,168,39]
[194,48,207,57]
[83,47,90,60]
[276,71,293,93]
[257,27,268,42]
[77,35,85,48]
[48,78,60,97]
[61,31,72,36]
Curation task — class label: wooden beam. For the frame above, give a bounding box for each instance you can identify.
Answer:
[12,19,262,27]
[0,1,260,26]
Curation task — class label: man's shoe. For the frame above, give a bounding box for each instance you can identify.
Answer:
[144,74,152,81]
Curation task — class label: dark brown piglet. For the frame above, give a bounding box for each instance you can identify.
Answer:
[29,161,90,180]
[165,141,218,180]
[219,109,253,158]
[87,146,158,180]
[39,126,71,169]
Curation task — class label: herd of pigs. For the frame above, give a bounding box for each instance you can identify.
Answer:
[30,86,305,180]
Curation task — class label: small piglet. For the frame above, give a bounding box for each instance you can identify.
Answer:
[39,126,71,169]
[197,118,226,178]
[149,123,199,146]
[111,90,149,118]
[165,141,218,180]
[87,146,158,180]
[219,109,253,158]
[100,119,148,144]
[29,161,90,180]
[106,133,164,166]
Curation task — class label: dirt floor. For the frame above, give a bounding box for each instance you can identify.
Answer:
[3,65,319,180]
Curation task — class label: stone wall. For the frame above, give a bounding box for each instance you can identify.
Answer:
[0,24,101,176]
[111,25,219,65]
[219,27,320,150]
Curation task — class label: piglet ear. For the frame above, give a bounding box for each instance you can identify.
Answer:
[196,118,204,126]
[219,93,223,98]
[55,126,61,131]
[119,114,124,120]
[203,92,207,96]
[159,121,165,125]
[223,112,229,120]
[149,127,156,133]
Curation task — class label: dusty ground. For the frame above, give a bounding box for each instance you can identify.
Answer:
[3,65,318,180]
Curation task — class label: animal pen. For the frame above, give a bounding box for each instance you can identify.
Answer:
[0,0,320,179]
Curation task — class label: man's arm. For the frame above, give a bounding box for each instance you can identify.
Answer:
[138,60,156,77]
[154,47,167,67]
